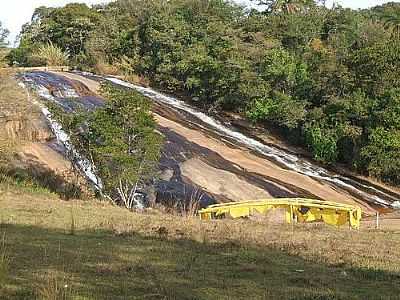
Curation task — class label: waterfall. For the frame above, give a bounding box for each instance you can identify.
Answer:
[105,77,399,208]
[19,73,147,209]
[18,80,103,191]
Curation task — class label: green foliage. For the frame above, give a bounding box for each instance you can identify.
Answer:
[360,127,400,184]
[8,3,100,67]
[261,47,310,95]
[304,124,338,163]
[247,92,306,129]
[372,2,400,38]
[65,84,163,205]
[354,41,400,96]
[256,0,316,14]
[34,42,69,66]
[6,38,48,67]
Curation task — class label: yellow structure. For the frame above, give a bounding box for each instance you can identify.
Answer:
[198,198,362,229]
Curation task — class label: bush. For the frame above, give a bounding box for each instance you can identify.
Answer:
[33,43,69,66]
[246,92,306,129]
[360,127,400,183]
[304,125,338,164]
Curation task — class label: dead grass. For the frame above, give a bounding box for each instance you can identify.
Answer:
[93,60,120,76]
[0,69,34,116]
[36,271,74,300]
[124,73,150,87]
[0,182,399,299]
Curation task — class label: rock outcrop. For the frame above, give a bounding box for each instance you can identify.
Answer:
[0,111,52,142]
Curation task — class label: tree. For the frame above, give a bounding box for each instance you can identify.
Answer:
[360,127,400,183]
[68,84,163,209]
[246,91,306,129]
[372,2,400,38]
[33,42,69,66]
[382,13,400,38]
[254,0,316,14]
[0,21,9,48]
[17,4,100,60]
[304,123,339,163]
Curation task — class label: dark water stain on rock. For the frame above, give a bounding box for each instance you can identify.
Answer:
[19,71,104,113]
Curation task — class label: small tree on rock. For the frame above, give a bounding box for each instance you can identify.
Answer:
[69,84,163,209]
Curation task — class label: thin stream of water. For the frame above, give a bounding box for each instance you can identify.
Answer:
[19,77,103,191]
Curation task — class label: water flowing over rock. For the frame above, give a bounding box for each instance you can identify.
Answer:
[18,74,103,193]
[104,76,399,209]
[18,71,400,212]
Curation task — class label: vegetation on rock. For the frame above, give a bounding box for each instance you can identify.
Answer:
[53,84,163,208]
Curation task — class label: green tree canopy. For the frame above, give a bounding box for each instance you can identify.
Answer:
[65,84,163,208]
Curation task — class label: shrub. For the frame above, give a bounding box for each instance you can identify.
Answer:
[34,43,69,66]
[246,92,306,129]
[58,84,163,209]
[304,124,339,164]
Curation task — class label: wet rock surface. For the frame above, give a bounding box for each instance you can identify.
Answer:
[19,71,400,213]
[19,71,216,208]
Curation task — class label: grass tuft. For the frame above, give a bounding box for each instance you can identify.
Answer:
[68,207,75,236]
[0,232,9,287]
[36,272,73,300]
[34,43,69,67]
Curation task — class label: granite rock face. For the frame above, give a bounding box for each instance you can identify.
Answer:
[0,111,52,142]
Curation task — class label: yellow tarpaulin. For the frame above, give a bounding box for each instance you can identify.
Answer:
[198,198,362,229]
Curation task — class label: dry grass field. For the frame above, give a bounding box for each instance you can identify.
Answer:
[0,181,400,300]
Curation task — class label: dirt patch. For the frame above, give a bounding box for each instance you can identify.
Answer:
[1,112,52,142]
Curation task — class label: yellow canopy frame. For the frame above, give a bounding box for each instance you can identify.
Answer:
[198,198,362,229]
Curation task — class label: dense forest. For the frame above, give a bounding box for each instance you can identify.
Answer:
[6,0,400,185]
